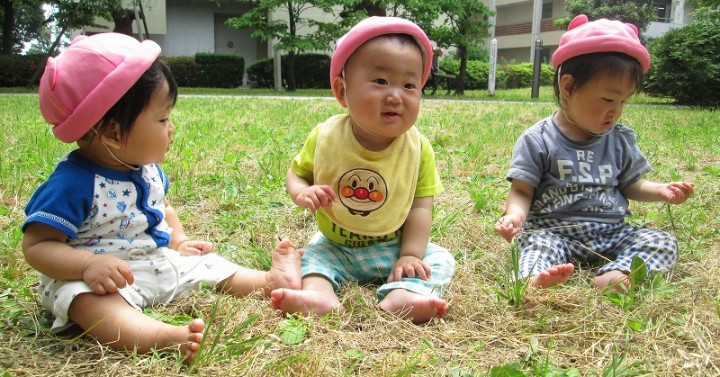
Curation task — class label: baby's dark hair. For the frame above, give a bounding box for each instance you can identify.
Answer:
[553,52,644,107]
[96,59,178,138]
[384,33,423,62]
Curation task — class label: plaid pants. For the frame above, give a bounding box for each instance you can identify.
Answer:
[516,218,678,278]
[301,232,455,300]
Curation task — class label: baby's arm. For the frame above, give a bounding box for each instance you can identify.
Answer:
[387,196,434,283]
[286,168,337,213]
[22,222,134,295]
[622,179,695,204]
[495,179,534,242]
[165,198,215,256]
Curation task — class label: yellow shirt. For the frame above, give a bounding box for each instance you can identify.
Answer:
[290,114,443,246]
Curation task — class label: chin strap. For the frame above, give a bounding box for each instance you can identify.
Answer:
[94,127,141,171]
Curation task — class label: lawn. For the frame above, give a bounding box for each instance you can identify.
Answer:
[0,90,718,376]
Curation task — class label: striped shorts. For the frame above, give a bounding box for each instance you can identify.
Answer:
[301,232,455,300]
[516,218,678,279]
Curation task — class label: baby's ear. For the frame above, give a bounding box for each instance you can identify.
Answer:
[331,76,348,109]
[99,122,123,150]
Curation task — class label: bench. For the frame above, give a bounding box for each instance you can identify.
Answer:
[423,71,457,95]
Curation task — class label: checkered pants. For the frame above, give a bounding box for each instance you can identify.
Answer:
[516,218,678,278]
[300,233,455,300]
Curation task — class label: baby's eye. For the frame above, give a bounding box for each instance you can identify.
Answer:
[404,83,417,89]
[601,97,614,103]
[374,78,388,85]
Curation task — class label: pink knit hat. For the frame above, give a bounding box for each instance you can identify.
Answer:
[330,16,433,86]
[552,14,650,73]
[39,33,161,143]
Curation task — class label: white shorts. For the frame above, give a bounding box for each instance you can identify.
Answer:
[38,247,241,333]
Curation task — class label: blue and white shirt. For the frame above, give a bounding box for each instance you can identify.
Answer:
[23,151,173,256]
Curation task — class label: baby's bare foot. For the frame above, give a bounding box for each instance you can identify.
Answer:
[379,289,449,323]
[270,288,342,317]
[592,270,630,292]
[530,263,575,288]
[265,238,303,294]
[180,319,205,364]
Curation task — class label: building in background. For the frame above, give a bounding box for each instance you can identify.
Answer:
[81,0,697,86]
[486,0,696,64]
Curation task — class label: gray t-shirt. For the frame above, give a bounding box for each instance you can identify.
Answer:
[507,114,651,223]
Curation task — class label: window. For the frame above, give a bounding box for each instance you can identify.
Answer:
[542,2,553,19]
[656,0,673,22]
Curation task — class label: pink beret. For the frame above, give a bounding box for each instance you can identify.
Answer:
[552,14,650,73]
[39,33,161,143]
[330,16,433,86]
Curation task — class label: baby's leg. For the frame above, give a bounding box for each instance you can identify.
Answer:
[68,292,204,363]
[379,289,448,323]
[529,263,575,288]
[270,275,342,317]
[217,238,303,297]
[592,270,630,292]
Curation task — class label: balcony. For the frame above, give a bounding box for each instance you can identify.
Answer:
[495,18,561,36]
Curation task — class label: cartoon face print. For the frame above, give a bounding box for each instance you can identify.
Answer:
[338,168,387,216]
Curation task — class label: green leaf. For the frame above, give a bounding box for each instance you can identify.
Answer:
[630,256,647,284]
[345,349,364,359]
[489,362,527,377]
[627,318,647,331]
[277,318,307,345]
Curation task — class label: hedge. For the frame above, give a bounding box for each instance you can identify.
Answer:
[2,52,555,91]
[1,53,244,89]
[246,54,331,89]
[438,60,554,90]
[0,54,47,87]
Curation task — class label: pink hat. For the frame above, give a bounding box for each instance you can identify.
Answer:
[39,33,161,143]
[330,16,433,86]
[552,14,650,73]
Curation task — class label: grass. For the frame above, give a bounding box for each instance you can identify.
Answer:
[1,89,719,376]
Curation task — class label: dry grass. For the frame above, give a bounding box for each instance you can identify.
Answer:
[1,94,719,376]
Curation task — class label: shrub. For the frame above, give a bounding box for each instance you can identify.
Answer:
[195,53,245,88]
[0,54,46,87]
[162,56,198,87]
[439,60,553,90]
[246,53,331,89]
[645,17,720,108]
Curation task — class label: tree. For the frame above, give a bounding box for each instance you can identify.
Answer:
[404,0,493,95]
[24,0,139,85]
[644,4,720,107]
[557,0,658,33]
[1,0,44,54]
[226,0,360,91]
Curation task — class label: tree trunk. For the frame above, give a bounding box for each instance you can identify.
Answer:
[1,0,15,54]
[112,8,135,35]
[456,45,468,95]
[286,1,296,91]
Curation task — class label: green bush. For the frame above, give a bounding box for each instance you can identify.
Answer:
[162,56,198,87]
[246,53,331,89]
[439,60,552,90]
[195,53,244,88]
[645,17,720,108]
[0,54,46,87]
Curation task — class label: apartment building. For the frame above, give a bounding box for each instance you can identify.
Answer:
[82,0,696,85]
[487,0,695,64]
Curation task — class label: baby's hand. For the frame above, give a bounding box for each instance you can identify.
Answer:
[81,254,134,295]
[387,255,431,283]
[295,184,337,213]
[660,181,695,205]
[494,213,524,243]
[177,240,215,256]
